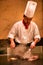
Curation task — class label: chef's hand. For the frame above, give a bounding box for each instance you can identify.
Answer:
[10,41,15,48]
[30,42,36,49]
[30,38,40,49]
[10,38,16,48]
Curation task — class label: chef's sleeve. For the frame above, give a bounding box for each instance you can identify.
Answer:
[8,24,17,39]
[34,24,41,40]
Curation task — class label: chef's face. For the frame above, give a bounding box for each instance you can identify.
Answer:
[23,15,32,24]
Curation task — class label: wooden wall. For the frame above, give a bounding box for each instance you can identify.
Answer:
[0,0,43,39]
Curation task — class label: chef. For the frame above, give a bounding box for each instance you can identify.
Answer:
[7,1,41,61]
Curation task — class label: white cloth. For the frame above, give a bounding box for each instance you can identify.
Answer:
[8,20,40,44]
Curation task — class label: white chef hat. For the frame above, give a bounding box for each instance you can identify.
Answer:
[24,1,37,18]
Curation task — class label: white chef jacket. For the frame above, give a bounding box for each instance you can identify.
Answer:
[8,20,40,44]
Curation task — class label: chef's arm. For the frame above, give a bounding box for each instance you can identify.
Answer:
[9,38,16,48]
[30,25,41,49]
[30,38,40,49]
[33,38,40,45]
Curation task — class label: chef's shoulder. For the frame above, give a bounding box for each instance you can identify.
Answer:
[31,21,38,27]
[12,20,22,28]
[14,20,22,26]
